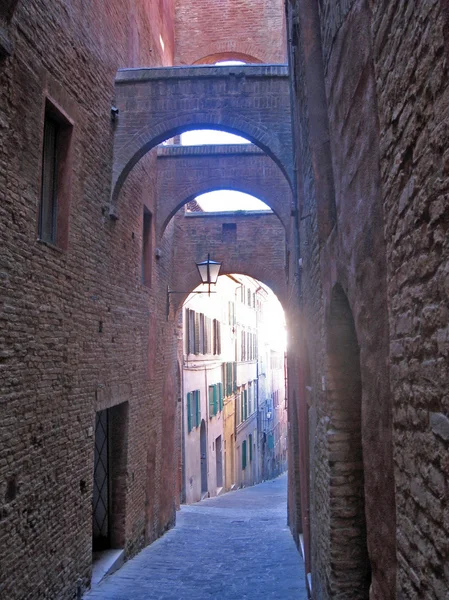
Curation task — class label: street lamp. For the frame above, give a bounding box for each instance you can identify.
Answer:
[167,254,222,317]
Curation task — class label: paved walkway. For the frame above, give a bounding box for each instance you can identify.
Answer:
[85,473,307,600]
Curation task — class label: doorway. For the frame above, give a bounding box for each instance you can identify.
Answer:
[92,403,128,553]
[200,420,208,494]
[215,435,223,488]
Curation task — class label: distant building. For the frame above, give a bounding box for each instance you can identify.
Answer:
[182,274,286,504]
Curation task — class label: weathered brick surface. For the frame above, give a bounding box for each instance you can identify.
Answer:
[286,1,396,598]
[0,2,178,599]
[288,0,449,598]
[174,0,287,65]
[373,1,449,597]
[156,144,292,238]
[111,65,293,207]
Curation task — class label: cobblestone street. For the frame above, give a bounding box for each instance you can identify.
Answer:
[85,474,307,600]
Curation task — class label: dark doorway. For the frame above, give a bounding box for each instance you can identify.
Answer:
[327,285,371,597]
[200,420,208,494]
[215,435,223,488]
[92,403,128,552]
[93,409,110,551]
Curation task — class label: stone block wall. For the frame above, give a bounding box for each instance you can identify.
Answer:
[373,2,449,597]
[287,0,449,598]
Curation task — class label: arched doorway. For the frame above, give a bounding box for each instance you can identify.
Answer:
[326,284,371,597]
[200,419,208,495]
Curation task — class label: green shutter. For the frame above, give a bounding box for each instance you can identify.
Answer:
[249,434,253,462]
[242,440,247,470]
[233,362,237,393]
[244,390,248,420]
[213,384,218,415]
[218,382,223,411]
[187,393,192,433]
[209,385,215,418]
[195,390,201,427]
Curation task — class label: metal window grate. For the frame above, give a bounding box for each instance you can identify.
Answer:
[92,410,110,550]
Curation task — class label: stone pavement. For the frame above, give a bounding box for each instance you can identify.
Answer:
[84,473,308,600]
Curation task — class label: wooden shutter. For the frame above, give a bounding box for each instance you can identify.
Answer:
[187,393,193,433]
[232,362,237,393]
[217,321,221,355]
[194,313,200,354]
[209,385,215,417]
[195,390,201,427]
[249,434,253,462]
[242,440,247,470]
[218,382,223,411]
[199,313,205,354]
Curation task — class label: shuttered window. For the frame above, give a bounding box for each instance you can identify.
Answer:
[249,434,253,462]
[187,390,201,432]
[242,440,247,470]
[194,313,200,354]
[218,382,223,411]
[195,390,201,427]
[187,393,193,433]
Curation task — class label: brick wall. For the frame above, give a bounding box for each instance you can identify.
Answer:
[0,1,177,598]
[174,0,287,65]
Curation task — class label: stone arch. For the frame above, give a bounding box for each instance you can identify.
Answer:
[193,52,263,65]
[326,284,371,597]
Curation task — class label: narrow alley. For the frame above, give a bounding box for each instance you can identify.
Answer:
[85,474,307,600]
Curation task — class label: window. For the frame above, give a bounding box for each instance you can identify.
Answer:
[249,434,253,462]
[141,208,152,285]
[187,390,201,432]
[209,385,217,417]
[223,361,237,397]
[38,101,73,249]
[213,319,221,355]
[186,309,196,354]
[242,440,247,470]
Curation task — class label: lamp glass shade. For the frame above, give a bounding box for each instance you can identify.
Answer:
[196,256,222,285]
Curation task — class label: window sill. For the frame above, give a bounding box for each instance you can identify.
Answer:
[36,237,64,254]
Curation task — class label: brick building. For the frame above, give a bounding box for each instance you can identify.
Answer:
[1,0,448,599]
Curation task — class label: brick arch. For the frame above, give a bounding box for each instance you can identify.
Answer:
[113,119,289,208]
[326,283,371,598]
[155,145,292,240]
[173,268,287,322]
[160,184,280,236]
[193,52,263,65]
[169,211,287,317]
[112,65,293,214]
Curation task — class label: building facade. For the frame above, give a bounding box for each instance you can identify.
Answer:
[182,274,287,503]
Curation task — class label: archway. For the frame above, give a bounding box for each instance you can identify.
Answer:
[326,284,371,597]
[193,52,263,65]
